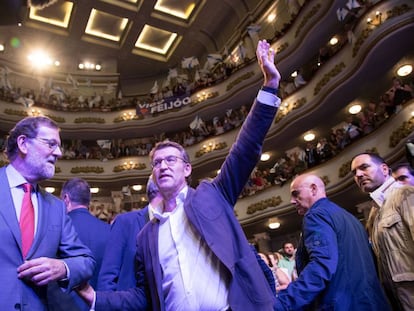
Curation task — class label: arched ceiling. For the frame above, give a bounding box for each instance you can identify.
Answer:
[0,0,270,83]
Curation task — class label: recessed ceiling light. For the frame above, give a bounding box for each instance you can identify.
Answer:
[45,187,55,193]
[267,13,276,23]
[329,37,338,45]
[90,187,99,194]
[397,64,412,77]
[304,132,315,142]
[349,104,362,114]
[268,218,280,229]
[261,153,270,161]
[132,185,143,191]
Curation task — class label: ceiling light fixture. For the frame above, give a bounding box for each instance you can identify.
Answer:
[348,104,362,114]
[303,132,315,142]
[90,187,99,194]
[261,153,270,161]
[45,187,55,193]
[132,185,143,191]
[329,36,338,45]
[268,218,280,229]
[397,64,412,77]
[267,13,276,23]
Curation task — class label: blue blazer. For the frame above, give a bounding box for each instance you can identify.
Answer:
[0,167,95,311]
[96,99,278,311]
[69,208,110,288]
[58,208,110,311]
[97,207,149,291]
[275,198,391,311]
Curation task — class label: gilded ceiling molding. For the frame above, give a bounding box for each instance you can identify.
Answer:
[352,3,412,57]
[226,71,254,91]
[313,62,346,96]
[73,117,106,124]
[246,195,282,215]
[294,3,322,38]
[195,142,227,158]
[4,109,28,117]
[113,162,146,172]
[70,166,105,174]
[274,97,307,123]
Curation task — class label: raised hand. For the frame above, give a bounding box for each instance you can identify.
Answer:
[256,40,281,89]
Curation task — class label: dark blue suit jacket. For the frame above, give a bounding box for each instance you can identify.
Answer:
[68,208,110,288]
[96,98,278,311]
[97,207,149,291]
[275,198,391,311]
[57,208,110,311]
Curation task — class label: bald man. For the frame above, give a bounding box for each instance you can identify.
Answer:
[274,174,390,311]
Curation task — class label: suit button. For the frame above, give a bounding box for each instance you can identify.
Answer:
[14,303,21,310]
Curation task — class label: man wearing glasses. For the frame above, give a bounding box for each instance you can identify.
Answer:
[0,116,95,310]
[79,39,281,310]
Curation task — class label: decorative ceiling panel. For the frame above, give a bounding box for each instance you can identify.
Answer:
[135,24,177,55]
[29,1,73,28]
[85,9,129,42]
[154,0,198,20]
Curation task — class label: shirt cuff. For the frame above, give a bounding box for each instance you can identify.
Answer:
[257,90,281,108]
[90,291,96,311]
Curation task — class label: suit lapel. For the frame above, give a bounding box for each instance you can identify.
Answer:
[0,167,23,252]
[147,219,164,309]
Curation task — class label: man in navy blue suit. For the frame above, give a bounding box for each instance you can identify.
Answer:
[274,174,391,311]
[0,116,95,310]
[59,177,110,310]
[97,177,161,291]
[77,39,281,311]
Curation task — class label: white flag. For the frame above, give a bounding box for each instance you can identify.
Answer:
[247,24,261,38]
[205,53,222,70]
[189,115,204,130]
[346,0,361,10]
[150,81,159,94]
[336,8,348,21]
[66,74,78,89]
[182,56,199,69]
[0,66,12,90]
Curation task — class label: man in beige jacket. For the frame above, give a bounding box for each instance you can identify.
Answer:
[351,152,414,311]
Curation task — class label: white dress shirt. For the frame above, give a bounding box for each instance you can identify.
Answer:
[152,186,230,311]
[6,164,39,234]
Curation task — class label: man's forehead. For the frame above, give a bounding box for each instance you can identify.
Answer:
[394,167,408,174]
[154,146,180,156]
[352,154,372,167]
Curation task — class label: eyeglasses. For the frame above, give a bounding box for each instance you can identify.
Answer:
[151,155,187,169]
[32,137,62,151]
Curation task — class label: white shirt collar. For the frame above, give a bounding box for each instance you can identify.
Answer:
[151,186,188,222]
[6,164,37,191]
[370,176,401,207]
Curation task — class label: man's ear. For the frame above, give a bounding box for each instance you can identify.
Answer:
[184,163,192,177]
[380,163,390,177]
[17,135,29,155]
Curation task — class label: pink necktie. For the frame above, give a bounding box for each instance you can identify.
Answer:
[20,183,34,258]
